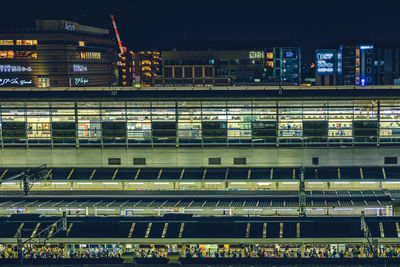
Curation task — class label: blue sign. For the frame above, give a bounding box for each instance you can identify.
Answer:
[316,50,336,74]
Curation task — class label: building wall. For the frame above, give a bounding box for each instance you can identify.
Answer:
[0,26,117,87]
[0,147,398,168]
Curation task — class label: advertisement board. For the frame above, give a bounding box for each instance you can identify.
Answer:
[316,50,336,74]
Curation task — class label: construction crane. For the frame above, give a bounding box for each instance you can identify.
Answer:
[0,164,51,195]
[110,14,126,56]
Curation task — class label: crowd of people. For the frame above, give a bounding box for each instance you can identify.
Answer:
[0,246,121,259]
[1,244,400,260]
[130,244,400,259]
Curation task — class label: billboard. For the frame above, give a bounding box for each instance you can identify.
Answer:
[316,50,336,74]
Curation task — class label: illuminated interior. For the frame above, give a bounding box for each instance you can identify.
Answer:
[0,99,398,145]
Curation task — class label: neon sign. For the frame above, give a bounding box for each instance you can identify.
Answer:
[0,78,32,86]
[359,45,374,50]
[73,64,88,72]
[0,64,32,72]
[65,22,76,31]
[316,50,335,74]
[249,51,264,59]
[74,77,88,85]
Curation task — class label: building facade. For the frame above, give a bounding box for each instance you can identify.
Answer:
[316,43,375,86]
[0,87,399,148]
[0,20,118,88]
[156,41,301,86]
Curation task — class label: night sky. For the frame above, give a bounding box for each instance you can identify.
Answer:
[1,0,399,62]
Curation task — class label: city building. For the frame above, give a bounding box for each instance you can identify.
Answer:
[155,41,301,86]
[0,20,118,88]
[374,41,400,85]
[315,43,374,86]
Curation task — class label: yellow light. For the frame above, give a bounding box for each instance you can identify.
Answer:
[79,41,85,47]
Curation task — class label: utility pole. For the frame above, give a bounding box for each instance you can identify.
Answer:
[298,166,306,217]
[360,211,378,258]
[17,212,67,264]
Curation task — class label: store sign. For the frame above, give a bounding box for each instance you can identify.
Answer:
[73,64,88,72]
[64,22,76,31]
[0,64,32,72]
[360,45,374,50]
[0,78,32,86]
[74,77,88,85]
[316,50,335,74]
[249,51,263,59]
[284,50,296,58]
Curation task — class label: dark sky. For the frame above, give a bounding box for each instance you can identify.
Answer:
[1,0,399,62]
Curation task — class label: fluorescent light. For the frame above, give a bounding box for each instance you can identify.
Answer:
[385,181,400,184]
[231,182,247,185]
[2,182,17,185]
[282,182,298,185]
[124,208,144,211]
[205,182,221,185]
[360,181,377,184]
[243,208,263,211]
[128,182,144,185]
[184,208,203,212]
[102,182,119,185]
[364,207,384,210]
[95,208,115,211]
[333,208,353,210]
[333,182,349,184]
[52,182,68,185]
[257,182,271,186]
[179,182,195,185]
[213,208,232,211]
[154,182,170,185]
[154,208,174,212]
[307,182,324,185]
[66,208,85,211]
[272,208,293,211]
[36,208,56,211]
[77,182,93,185]
[7,208,26,211]
[306,208,324,211]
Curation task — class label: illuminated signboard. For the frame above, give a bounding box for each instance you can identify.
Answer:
[64,22,76,31]
[73,64,88,72]
[316,50,336,74]
[359,45,374,50]
[0,65,32,72]
[249,51,264,59]
[0,78,32,86]
[74,77,88,85]
[284,50,296,58]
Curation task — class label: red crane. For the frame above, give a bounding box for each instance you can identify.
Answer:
[110,14,125,55]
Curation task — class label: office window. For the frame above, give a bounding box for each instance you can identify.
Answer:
[38,77,50,88]
[0,40,13,45]
[79,41,85,47]
[174,67,183,78]
[184,67,192,78]
[164,67,172,78]
[367,58,372,64]
[367,77,371,82]
[15,40,37,45]
[367,68,371,73]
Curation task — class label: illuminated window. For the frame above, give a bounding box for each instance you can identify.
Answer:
[79,41,85,47]
[356,49,360,56]
[266,61,274,67]
[0,51,14,58]
[0,40,13,45]
[38,77,50,88]
[266,52,274,59]
[77,51,101,59]
[15,40,37,45]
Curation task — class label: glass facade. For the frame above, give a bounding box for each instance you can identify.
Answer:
[0,99,398,146]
